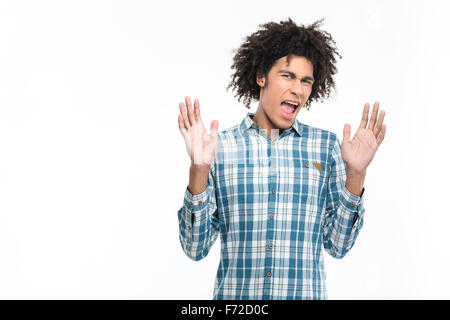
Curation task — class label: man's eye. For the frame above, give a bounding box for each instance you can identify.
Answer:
[282,74,292,78]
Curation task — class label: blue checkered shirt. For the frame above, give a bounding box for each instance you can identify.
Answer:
[178,113,365,300]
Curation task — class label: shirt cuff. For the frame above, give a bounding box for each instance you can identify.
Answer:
[340,184,365,212]
[184,186,210,222]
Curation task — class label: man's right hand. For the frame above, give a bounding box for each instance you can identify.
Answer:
[178,96,219,167]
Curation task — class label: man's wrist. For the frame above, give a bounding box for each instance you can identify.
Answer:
[345,167,366,197]
[190,163,210,174]
[188,163,210,195]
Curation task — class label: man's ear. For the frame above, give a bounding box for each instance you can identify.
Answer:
[256,74,265,87]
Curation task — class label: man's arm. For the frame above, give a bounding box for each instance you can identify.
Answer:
[188,164,210,195]
[345,167,365,197]
[177,96,220,261]
[322,137,366,259]
[178,162,220,261]
[323,102,386,259]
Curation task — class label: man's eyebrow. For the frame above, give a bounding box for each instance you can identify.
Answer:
[278,70,314,82]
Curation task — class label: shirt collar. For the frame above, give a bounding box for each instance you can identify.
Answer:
[240,112,303,137]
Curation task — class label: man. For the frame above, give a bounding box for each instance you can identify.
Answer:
[177,18,386,300]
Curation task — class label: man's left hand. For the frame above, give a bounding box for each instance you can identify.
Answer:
[341,102,386,174]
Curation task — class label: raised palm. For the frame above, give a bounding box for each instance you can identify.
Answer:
[341,102,386,173]
[178,96,219,165]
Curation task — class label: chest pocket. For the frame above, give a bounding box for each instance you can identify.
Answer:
[305,160,323,184]
[284,158,325,199]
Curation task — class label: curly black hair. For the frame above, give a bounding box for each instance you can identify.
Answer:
[227,18,342,110]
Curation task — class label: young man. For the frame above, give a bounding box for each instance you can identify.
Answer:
[177,18,386,300]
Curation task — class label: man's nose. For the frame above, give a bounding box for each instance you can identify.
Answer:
[290,79,304,98]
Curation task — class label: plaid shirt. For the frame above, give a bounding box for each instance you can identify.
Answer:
[178,113,365,300]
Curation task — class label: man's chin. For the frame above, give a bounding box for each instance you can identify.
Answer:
[275,114,296,128]
[266,116,295,135]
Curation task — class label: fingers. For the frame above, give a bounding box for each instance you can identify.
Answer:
[179,102,190,131]
[373,109,386,138]
[179,96,203,124]
[185,96,196,126]
[209,120,220,159]
[194,98,202,123]
[359,103,370,129]
[376,123,386,146]
[368,102,380,131]
[210,120,219,138]
[343,123,351,143]
[202,120,219,147]
[178,113,187,135]
[179,96,202,133]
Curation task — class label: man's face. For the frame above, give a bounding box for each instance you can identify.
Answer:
[256,55,314,130]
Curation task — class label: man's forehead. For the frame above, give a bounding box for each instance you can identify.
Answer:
[276,56,291,66]
[273,55,313,74]
[277,55,311,66]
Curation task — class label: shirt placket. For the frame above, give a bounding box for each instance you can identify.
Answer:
[262,136,278,299]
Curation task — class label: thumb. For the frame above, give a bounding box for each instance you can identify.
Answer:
[210,120,219,137]
[343,123,351,143]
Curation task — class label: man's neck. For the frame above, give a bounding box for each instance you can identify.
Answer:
[252,107,283,139]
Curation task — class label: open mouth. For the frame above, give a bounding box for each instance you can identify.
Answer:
[280,100,299,119]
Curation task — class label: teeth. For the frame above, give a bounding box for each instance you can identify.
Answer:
[285,101,299,107]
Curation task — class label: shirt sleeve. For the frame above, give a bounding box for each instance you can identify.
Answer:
[322,135,366,259]
[177,160,220,261]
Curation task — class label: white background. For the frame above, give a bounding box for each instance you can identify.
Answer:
[0,0,449,299]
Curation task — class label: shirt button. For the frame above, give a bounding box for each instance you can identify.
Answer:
[272,163,276,168]
[358,203,362,208]
[189,202,194,207]
[350,202,355,207]
[268,244,273,249]
[305,163,309,168]
[187,226,192,231]
[270,215,274,220]
[198,200,203,205]
[272,189,276,194]
[267,272,272,277]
